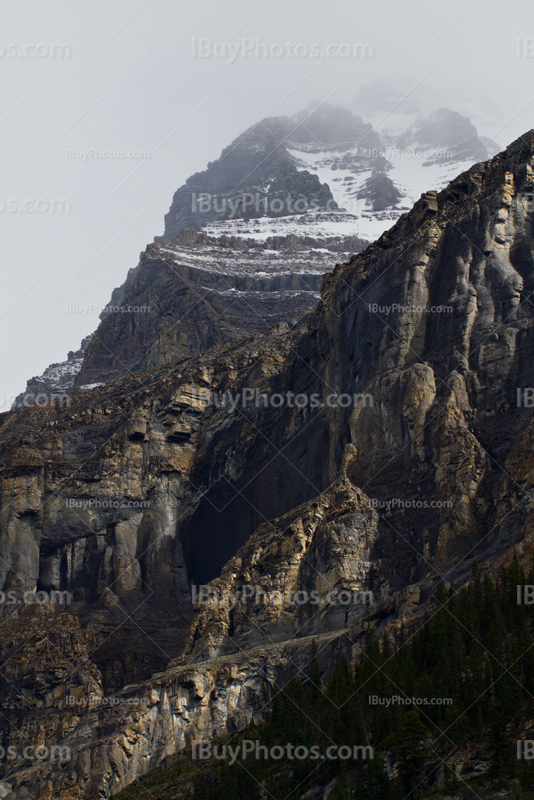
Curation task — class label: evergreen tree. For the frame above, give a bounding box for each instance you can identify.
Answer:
[384,709,429,798]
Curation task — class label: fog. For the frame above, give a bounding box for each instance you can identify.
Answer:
[1,0,532,401]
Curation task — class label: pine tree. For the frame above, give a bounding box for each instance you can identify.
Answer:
[384,709,429,797]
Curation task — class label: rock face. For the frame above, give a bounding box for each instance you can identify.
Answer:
[183,477,384,660]
[0,625,356,800]
[356,172,403,211]
[2,131,534,798]
[75,229,367,386]
[399,107,499,165]
[160,105,497,242]
[73,104,494,390]
[158,106,370,240]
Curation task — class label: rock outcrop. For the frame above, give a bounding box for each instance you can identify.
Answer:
[75,230,367,387]
[183,477,384,660]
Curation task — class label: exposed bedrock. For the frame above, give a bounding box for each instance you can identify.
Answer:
[76,230,368,387]
[2,132,534,797]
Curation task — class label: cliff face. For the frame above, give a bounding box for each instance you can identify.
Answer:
[2,132,534,798]
[159,105,495,242]
[75,229,367,387]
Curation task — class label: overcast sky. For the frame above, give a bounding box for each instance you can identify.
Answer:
[1,0,533,403]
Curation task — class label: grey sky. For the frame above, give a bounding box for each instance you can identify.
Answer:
[1,0,533,403]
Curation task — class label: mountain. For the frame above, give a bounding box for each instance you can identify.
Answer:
[160,105,499,242]
[158,105,374,239]
[15,105,496,398]
[75,105,497,386]
[1,127,534,798]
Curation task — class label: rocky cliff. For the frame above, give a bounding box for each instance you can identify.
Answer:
[75,228,367,387]
[160,105,497,242]
[1,129,534,798]
[158,106,371,240]
[20,105,494,397]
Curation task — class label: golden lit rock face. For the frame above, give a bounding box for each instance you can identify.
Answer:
[3,133,534,797]
[182,477,382,660]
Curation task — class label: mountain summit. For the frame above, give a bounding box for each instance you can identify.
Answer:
[160,104,498,241]
[17,105,498,397]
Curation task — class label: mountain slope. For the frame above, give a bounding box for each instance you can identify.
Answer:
[0,129,534,798]
[76,105,496,387]
[75,227,367,386]
[16,105,495,399]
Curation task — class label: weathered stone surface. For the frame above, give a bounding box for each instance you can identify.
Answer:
[183,477,383,658]
[76,231,367,386]
[12,336,92,409]
[2,131,534,797]
[158,111,347,240]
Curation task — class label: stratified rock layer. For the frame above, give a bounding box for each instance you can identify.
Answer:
[68,105,497,391]
[2,131,534,797]
[76,229,367,386]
